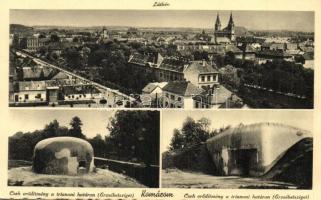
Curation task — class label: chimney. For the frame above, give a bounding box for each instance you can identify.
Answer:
[202,59,206,67]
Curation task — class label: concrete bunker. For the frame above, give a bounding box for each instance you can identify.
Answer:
[33,137,94,175]
[206,123,312,177]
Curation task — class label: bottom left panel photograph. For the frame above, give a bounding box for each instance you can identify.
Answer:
[7,109,160,188]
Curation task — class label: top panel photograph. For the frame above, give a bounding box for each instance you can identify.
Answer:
[9,10,314,109]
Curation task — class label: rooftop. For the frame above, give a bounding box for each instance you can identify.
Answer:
[62,85,101,95]
[184,61,219,74]
[142,82,168,93]
[163,81,204,97]
[18,81,46,91]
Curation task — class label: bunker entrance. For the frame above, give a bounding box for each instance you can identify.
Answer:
[78,160,86,168]
[229,149,257,176]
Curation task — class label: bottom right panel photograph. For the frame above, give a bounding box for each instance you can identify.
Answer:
[161,110,313,189]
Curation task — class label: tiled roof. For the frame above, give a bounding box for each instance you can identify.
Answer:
[62,85,100,95]
[184,61,219,74]
[18,81,46,91]
[163,81,204,97]
[142,83,157,93]
[142,82,167,93]
[244,45,256,53]
[256,50,291,58]
[128,53,155,66]
[299,46,314,53]
[22,66,56,80]
[303,53,314,60]
[51,71,70,80]
[225,44,242,53]
[197,85,234,105]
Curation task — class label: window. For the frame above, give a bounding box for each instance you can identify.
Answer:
[165,93,169,98]
[170,95,175,100]
[177,97,182,101]
[207,75,211,82]
[83,94,86,98]
[170,103,174,108]
[201,76,205,82]
[36,93,41,99]
[24,94,29,100]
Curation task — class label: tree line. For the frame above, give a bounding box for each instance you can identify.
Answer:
[169,117,230,151]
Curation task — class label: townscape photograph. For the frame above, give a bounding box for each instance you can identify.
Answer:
[7,110,160,188]
[9,10,314,108]
[162,110,313,189]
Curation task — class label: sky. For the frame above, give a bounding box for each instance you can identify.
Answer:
[10,10,314,32]
[7,110,116,138]
[161,110,313,152]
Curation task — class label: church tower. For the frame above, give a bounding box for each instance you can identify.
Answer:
[215,13,221,31]
[228,12,235,41]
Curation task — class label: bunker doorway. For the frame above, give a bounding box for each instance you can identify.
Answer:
[77,160,87,174]
[230,149,258,176]
[79,160,86,168]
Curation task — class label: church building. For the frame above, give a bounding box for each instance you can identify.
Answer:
[213,13,236,44]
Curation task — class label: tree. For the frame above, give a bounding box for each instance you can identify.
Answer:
[88,134,106,157]
[181,117,208,147]
[107,111,159,165]
[50,34,60,43]
[62,47,84,69]
[169,117,211,151]
[169,129,184,150]
[197,117,211,132]
[43,119,60,138]
[68,116,85,139]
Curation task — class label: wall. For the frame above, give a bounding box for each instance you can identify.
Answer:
[163,91,184,108]
[14,90,46,102]
[206,123,311,176]
[94,157,159,188]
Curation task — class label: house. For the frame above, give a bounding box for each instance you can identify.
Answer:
[302,53,314,69]
[141,82,168,107]
[193,85,242,109]
[162,81,204,109]
[255,49,293,64]
[13,81,47,103]
[62,85,102,101]
[22,66,58,81]
[184,60,220,90]
[155,58,186,82]
[242,45,256,60]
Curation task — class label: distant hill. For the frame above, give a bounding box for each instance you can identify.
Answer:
[10,24,33,33]
[235,26,250,37]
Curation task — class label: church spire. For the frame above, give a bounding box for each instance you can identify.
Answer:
[228,12,234,26]
[215,13,221,31]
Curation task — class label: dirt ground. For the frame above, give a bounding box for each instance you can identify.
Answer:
[162,169,297,189]
[8,166,145,187]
